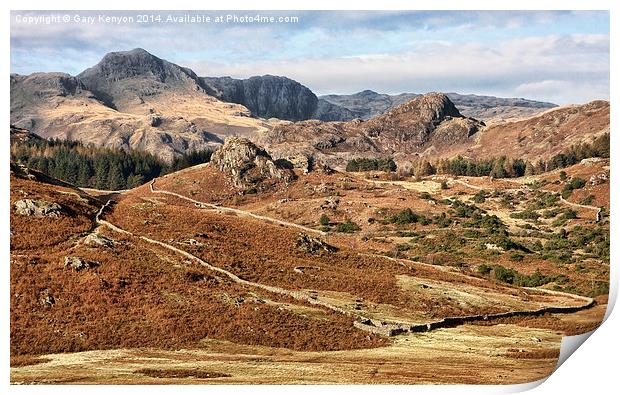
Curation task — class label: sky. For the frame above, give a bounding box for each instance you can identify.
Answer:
[10,10,610,105]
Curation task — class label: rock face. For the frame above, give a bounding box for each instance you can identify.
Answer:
[202,75,318,121]
[210,137,295,188]
[260,93,484,169]
[202,75,353,122]
[14,199,64,217]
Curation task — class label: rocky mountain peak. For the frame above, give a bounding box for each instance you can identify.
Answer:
[78,48,198,84]
[357,89,380,97]
[77,48,200,96]
[210,137,295,188]
[386,92,462,121]
[76,48,204,111]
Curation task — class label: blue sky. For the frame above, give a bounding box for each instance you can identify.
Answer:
[10,10,609,104]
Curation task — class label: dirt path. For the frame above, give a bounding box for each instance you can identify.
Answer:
[95,197,595,337]
[149,178,326,235]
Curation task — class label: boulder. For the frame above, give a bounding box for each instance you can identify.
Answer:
[84,233,115,248]
[296,233,338,254]
[64,256,99,271]
[38,288,55,307]
[14,199,64,217]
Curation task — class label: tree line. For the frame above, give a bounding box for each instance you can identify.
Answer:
[345,158,397,172]
[10,138,212,190]
[410,133,609,178]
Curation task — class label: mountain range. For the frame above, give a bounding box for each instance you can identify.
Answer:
[10,48,606,167]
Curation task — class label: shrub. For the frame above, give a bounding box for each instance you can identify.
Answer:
[335,220,361,233]
[559,171,567,181]
[346,158,397,172]
[477,264,492,275]
[319,214,330,226]
[419,192,433,200]
[510,210,540,220]
[473,189,487,203]
[561,209,578,220]
[509,253,525,262]
[388,208,419,224]
[440,180,449,190]
[569,177,586,189]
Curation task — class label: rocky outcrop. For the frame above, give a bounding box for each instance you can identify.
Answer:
[84,233,116,248]
[38,288,55,307]
[64,256,100,271]
[295,233,337,254]
[210,137,295,188]
[14,199,64,218]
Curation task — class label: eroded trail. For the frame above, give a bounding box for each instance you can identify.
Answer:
[149,178,326,235]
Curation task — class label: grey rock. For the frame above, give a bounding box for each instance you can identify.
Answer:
[296,233,338,254]
[64,256,99,271]
[84,233,115,248]
[210,137,295,188]
[14,199,64,218]
[38,288,55,307]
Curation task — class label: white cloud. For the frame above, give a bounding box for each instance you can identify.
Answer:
[189,34,609,104]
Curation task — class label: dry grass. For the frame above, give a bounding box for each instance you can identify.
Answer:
[134,368,231,379]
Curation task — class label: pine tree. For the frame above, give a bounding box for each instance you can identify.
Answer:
[107,163,125,190]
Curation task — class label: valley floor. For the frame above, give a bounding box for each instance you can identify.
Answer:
[11,303,607,385]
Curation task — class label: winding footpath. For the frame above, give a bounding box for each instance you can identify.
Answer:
[149,178,326,236]
[89,178,596,337]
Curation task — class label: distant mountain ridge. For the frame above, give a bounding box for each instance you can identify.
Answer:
[320,90,557,122]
